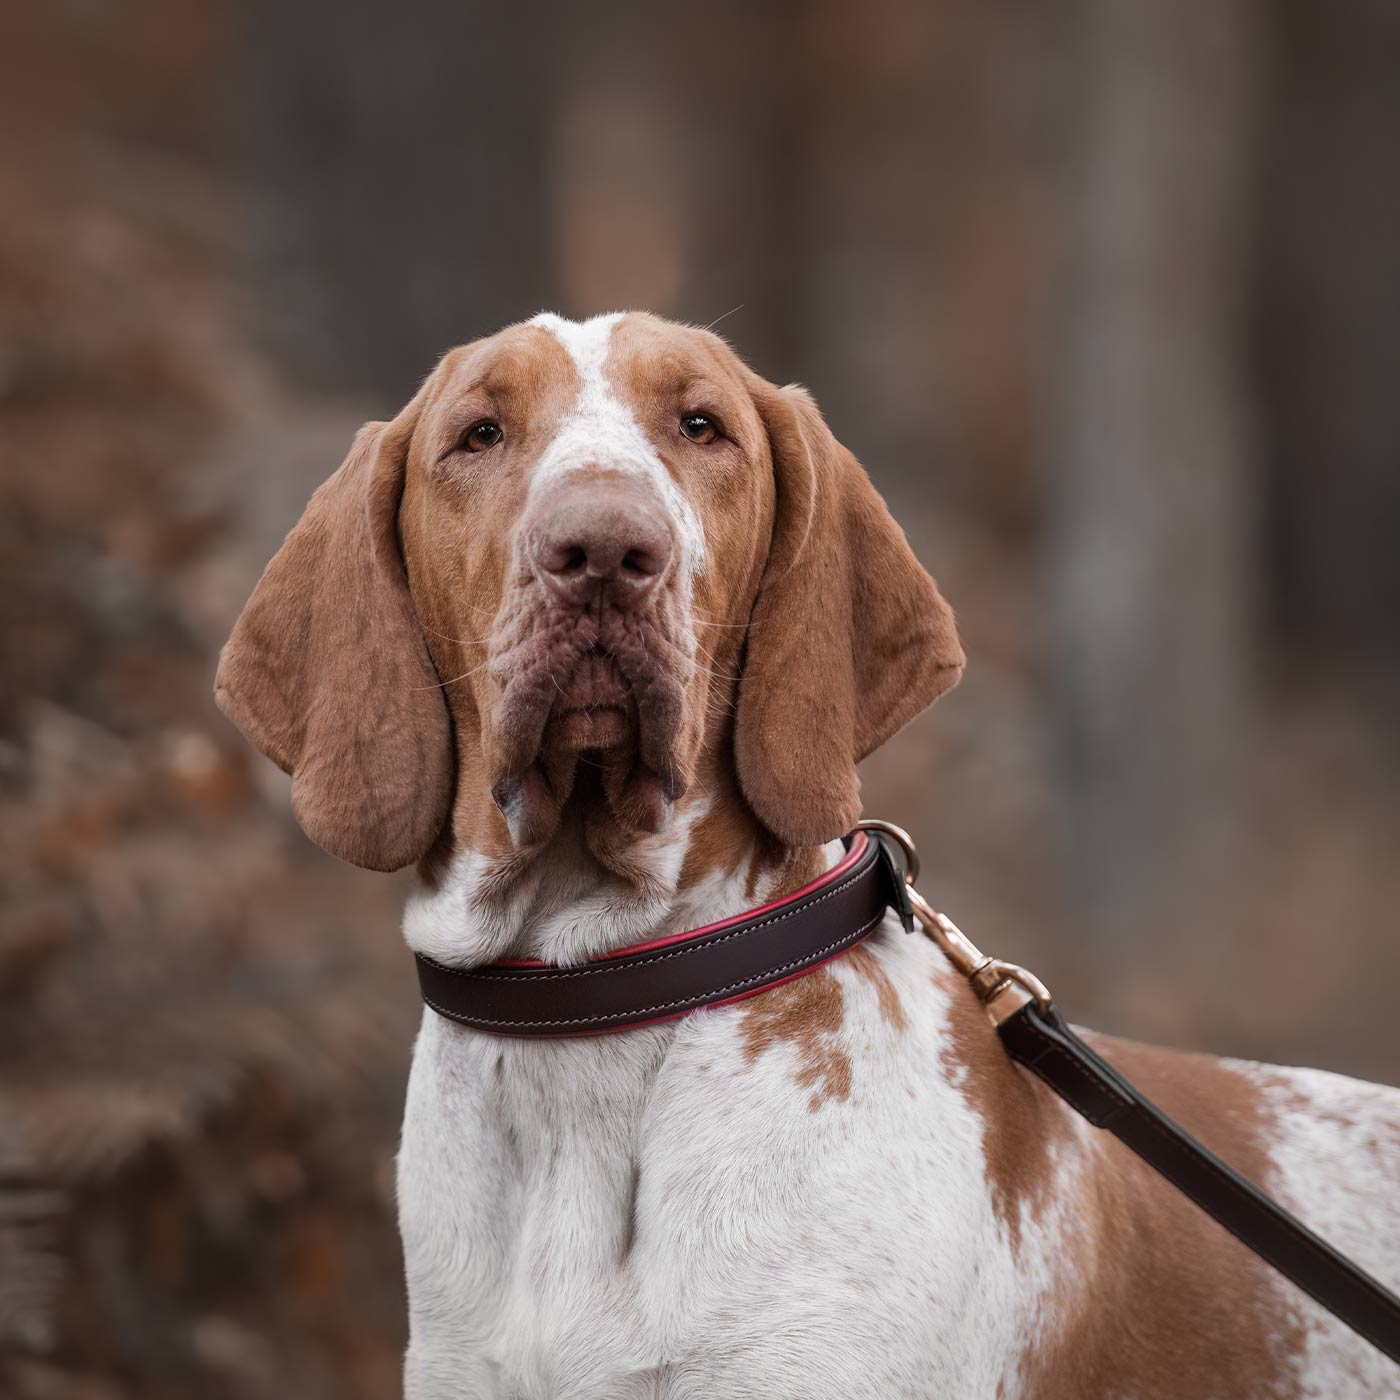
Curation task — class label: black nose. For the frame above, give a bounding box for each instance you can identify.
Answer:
[530,482,674,605]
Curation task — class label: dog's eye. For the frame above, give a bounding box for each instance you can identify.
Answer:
[679,414,719,445]
[464,422,503,452]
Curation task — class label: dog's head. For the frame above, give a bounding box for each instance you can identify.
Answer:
[216,312,963,872]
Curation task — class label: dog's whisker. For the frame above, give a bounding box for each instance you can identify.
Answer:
[646,631,735,681]
[420,621,495,646]
[699,303,744,334]
[415,658,491,690]
[692,616,754,631]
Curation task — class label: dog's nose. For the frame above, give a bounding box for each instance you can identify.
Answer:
[530,485,674,605]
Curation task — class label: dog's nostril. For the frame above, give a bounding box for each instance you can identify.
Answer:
[542,543,588,576]
[621,547,660,578]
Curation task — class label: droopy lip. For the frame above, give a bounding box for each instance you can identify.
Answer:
[549,706,632,752]
[543,646,635,752]
[490,603,689,801]
[550,645,631,713]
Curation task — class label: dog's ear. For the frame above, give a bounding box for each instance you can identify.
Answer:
[214,407,452,872]
[735,381,964,846]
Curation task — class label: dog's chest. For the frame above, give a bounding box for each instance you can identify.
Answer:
[396,925,1070,1399]
[399,1013,675,1396]
[395,924,1400,1400]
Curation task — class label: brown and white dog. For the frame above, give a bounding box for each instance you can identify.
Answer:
[217,312,1400,1399]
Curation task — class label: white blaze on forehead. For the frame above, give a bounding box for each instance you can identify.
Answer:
[528,312,706,575]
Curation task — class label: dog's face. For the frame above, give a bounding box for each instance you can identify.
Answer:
[397,313,778,847]
[216,312,963,873]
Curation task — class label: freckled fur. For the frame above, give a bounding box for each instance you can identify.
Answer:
[845,940,908,1031]
[737,967,854,1111]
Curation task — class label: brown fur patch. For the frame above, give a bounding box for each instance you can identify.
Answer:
[676,758,830,908]
[844,942,908,1031]
[936,969,1073,1253]
[737,968,852,1111]
[1002,1030,1306,1399]
[676,763,768,891]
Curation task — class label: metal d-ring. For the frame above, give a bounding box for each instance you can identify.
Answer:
[856,818,1053,1016]
[854,818,920,886]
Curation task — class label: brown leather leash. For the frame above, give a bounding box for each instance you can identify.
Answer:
[414,819,1400,1366]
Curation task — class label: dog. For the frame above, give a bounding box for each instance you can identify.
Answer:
[216,312,1400,1398]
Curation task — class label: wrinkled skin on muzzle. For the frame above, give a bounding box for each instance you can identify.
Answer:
[486,471,694,844]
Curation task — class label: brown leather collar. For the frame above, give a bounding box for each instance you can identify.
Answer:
[414,830,911,1037]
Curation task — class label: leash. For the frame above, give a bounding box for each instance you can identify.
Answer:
[413,819,1400,1366]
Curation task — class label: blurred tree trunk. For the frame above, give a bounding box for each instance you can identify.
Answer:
[235,2,564,403]
[542,0,807,378]
[1046,0,1263,942]
[235,0,814,402]
[1257,0,1400,691]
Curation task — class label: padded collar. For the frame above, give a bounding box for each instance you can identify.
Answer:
[414,830,906,1037]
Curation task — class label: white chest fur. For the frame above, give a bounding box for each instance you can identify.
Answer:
[396,913,1084,1400]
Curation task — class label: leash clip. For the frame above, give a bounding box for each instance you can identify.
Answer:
[857,818,1052,1021]
[911,888,1053,1021]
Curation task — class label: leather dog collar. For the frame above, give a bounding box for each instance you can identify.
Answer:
[413,829,912,1038]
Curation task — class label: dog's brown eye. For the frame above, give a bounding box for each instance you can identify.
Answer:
[465,422,503,452]
[679,414,718,445]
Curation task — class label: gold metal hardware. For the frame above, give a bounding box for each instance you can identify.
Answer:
[907,885,1053,1022]
[862,820,1053,1023]
[853,818,920,885]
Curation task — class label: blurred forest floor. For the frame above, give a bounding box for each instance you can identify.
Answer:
[2,3,1399,1397]
[0,6,411,1396]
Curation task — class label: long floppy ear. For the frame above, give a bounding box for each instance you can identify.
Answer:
[214,410,451,871]
[735,381,964,846]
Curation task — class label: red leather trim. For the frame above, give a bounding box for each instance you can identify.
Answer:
[598,831,869,959]
[414,829,898,1037]
[491,832,868,969]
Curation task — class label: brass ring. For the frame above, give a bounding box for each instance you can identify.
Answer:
[984,959,1053,1014]
[854,818,920,885]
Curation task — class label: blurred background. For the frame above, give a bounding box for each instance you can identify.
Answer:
[3,0,1398,1394]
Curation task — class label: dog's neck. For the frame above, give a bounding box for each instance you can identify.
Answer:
[403,758,838,969]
